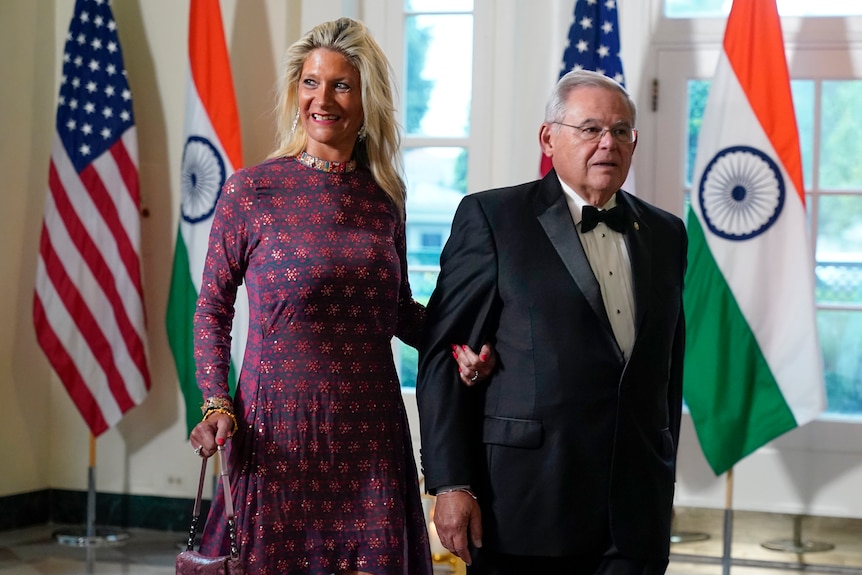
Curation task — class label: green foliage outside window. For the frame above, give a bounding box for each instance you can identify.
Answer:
[405,17,433,134]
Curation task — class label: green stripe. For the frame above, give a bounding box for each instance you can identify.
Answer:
[683,212,796,475]
[166,233,201,435]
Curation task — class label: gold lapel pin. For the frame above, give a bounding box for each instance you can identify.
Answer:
[634,222,640,231]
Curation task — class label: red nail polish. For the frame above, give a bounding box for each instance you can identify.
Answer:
[217,437,225,446]
[480,353,488,361]
[452,351,458,359]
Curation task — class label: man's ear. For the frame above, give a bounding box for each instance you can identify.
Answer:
[539,123,553,157]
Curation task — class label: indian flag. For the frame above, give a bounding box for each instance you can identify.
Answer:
[683,0,826,476]
[167,0,247,434]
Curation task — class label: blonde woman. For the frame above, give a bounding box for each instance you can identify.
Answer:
[189,17,493,575]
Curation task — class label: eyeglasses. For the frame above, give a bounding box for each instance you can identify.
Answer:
[553,122,637,144]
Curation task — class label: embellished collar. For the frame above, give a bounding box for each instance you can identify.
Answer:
[296,151,357,173]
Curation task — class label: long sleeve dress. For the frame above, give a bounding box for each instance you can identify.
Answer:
[194,155,432,575]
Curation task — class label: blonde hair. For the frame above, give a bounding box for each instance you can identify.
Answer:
[269,18,406,214]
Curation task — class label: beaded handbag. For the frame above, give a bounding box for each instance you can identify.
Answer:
[176,439,243,575]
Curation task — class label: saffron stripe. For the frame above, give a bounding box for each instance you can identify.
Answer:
[724,0,805,204]
[188,0,243,170]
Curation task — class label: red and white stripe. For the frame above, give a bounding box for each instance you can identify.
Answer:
[34,128,150,436]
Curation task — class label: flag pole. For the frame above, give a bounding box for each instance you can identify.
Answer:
[86,433,96,539]
[721,467,734,575]
[54,433,129,548]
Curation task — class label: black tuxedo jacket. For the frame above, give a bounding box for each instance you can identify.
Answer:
[417,170,687,561]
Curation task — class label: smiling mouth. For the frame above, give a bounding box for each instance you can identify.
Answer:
[312,113,339,121]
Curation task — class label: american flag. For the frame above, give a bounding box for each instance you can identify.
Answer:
[541,0,627,175]
[562,0,625,86]
[34,0,150,436]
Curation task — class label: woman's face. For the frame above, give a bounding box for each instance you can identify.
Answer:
[297,48,364,162]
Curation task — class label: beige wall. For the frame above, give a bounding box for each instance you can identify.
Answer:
[1,0,56,497]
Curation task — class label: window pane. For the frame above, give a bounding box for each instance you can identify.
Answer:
[819,80,862,190]
[816,194,862,305]
[666,0,726,18]
[666,0,862,17]
[818,310,862,414]
[406,0,472,12]
[405,14,473,137]
[404,147,466,276]
[685,79,710,189]
[398,147,467,387]
[792,80,815,191]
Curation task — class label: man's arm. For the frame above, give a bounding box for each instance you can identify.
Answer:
[668,219,688,463]
[417,194,498,565]
[417,194,498,493]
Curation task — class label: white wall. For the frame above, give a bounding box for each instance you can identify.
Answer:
[2,0,861,521]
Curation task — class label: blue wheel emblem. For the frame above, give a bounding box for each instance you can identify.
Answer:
[698,145,785,241]
[181,135,226,224]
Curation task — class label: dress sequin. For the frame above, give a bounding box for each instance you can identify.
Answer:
[195,156,431,575]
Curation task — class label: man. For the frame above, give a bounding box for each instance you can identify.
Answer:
[416,70,687,575]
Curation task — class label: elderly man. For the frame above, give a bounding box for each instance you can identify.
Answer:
[417,70,687,575]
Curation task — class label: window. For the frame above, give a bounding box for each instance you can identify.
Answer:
[395,0,476,387]
[661,22,862,416]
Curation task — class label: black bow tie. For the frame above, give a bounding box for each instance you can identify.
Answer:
[581,205,627,233]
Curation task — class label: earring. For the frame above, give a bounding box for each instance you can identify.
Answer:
[290,109,299,135]
[357,124,367,142]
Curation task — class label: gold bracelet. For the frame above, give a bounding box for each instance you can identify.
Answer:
[200,396,233,416]
[202,407,238,435]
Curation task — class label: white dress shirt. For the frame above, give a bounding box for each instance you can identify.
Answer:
[558,178,636,360]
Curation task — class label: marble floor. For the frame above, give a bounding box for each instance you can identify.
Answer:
[667,508,862,575]
[0,508,860,574]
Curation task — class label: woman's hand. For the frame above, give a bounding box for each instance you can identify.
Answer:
[188,412,234,458]
[452,343,496,386]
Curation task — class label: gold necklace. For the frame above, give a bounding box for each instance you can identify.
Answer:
[297,151,357,173]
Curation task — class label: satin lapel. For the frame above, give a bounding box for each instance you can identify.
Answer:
[617,192,652,334]
[535,176,607,326]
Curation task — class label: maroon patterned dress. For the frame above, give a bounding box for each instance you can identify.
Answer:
[194,155,432,575]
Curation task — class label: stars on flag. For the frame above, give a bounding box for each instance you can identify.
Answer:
[35,0,149,437]
[57,0,134,171]
[562,0,625,86]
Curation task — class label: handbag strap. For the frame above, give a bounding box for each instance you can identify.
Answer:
[185,440,238,559]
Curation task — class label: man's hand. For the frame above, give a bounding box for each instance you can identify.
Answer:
[434,490,483,565]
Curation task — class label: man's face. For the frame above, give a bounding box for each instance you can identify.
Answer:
[539,85,637,204]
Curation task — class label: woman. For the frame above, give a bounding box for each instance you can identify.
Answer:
[189,17,491,575]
